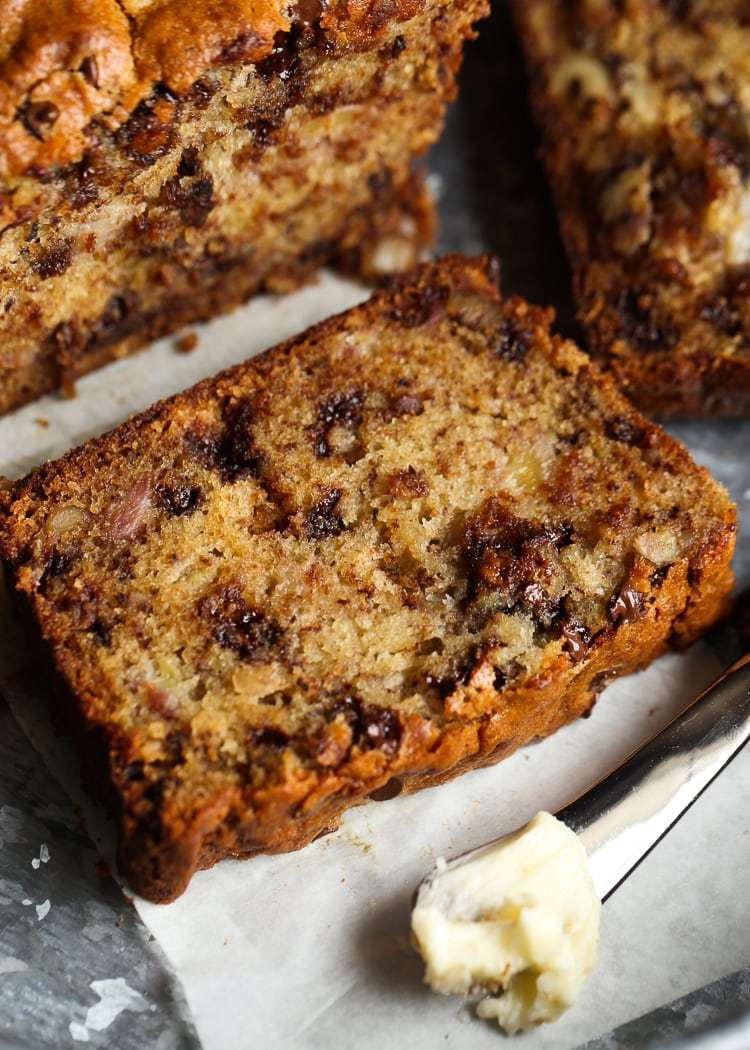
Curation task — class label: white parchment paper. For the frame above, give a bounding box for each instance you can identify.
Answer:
[2,273,749,1050]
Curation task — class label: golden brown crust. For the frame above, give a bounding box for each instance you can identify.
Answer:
[510,0,750,418]
[0,255,736,902]
[0,0,431,179]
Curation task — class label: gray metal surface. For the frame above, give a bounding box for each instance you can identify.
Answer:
[1,2,749,1047]
[0,697,200,1049]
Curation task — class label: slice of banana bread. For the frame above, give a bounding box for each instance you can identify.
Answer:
[0,255,736,902]
[510,1,750,418]
[0,0,486,415]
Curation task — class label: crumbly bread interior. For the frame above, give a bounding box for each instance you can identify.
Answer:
[0,256,736,897]
[511,0,750,417]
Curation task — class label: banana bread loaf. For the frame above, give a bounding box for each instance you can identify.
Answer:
[510,1,750,418]
[0,255,736,902]
[0,0,486,415]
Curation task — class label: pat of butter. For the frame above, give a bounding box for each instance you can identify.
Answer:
[411,812,600,1034]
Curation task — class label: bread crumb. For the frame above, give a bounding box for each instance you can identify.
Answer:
[34,417,49,428]
[175,331,199,354]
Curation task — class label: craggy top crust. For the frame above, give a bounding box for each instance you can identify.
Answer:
[0,0,422,178]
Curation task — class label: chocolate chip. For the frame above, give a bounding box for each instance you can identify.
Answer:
[662,0,692,17]
[313,389,364,457]
[386,282,449,328]
[21,101,59,140]
[295,0,325,25]
[67,152,99,209]
[330,695,402,756]
[251,727,289,750]
[700,294,743,337]
[463,499,573,624]
[424,651,477,698]
[605,417,647,447]
[518,582,562,630]
[190,77,217,109]
[200,585,282,662]
[156,82,180,104]
[306,489,346,540]
[89,619,111,647]
[385,35,406,58]
[424,672,457,698]
[46,319,81,387]
[257,32,302,84]
[117,93,178,166]
[615,288,674,353]
[39,548,76,592]
[651,565,670,587]
[493,318,532,362]
[608,587,644,626]
[245,117,281,154]
[389,393,423,418]
[189,401,264,483]
[89,292,140,348]
[368,169,393,197]
[493,668,508,691]
[161,173,214,228]
[80,55,100,88]
[221,31,266,66]
[369,777,403,801]
[557,617,591,661]
[363,707,401,755]
[156,483,202,517]
[33,240,72,280]
[123,761,145,782]
[177,148,201,177]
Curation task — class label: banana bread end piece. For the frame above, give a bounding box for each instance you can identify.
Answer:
[510,1,750,418]
[0,255,736,902]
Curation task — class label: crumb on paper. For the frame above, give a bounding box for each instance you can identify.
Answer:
[34,417,49,428]
[36,899,51,921]
[69,1021,90,1043]
[174,331,199,354]
[344,832,373,855]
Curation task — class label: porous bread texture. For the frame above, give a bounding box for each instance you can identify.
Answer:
[511,0,750,418]
[0,255,736,902]
[0,0,483,414]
